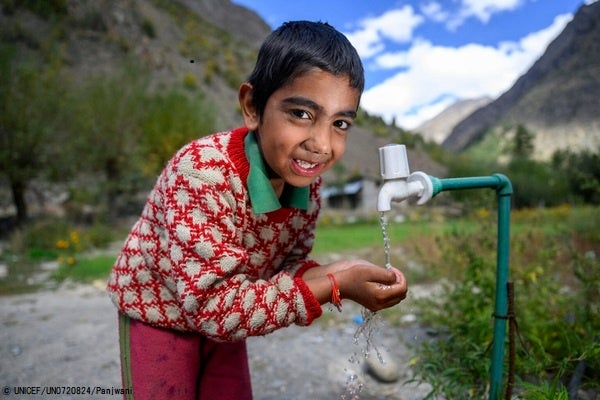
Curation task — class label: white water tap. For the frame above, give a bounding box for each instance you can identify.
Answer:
[377,144,434,212]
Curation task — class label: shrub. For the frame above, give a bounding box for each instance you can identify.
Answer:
[141,18,156,38]
[409,207,600,398]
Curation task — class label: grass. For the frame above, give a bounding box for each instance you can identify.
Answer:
[0,218,124,294]
[313,215,474,256]
[52,254,116,283]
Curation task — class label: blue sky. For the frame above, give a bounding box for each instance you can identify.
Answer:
[231,0,594,130]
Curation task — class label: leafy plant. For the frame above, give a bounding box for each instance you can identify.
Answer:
[410,221,498,399]
[407,207,600,398]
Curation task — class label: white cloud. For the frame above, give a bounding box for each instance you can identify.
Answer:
[460,0,523,23]
[422,0,523,30]
[360,13,573,130]
[344,6,424,58]
[420,1,449,23]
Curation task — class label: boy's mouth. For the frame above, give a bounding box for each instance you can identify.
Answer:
[292,158,325,176]
[294,159,319,169]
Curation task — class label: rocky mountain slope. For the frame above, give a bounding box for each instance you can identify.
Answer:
[414,97,491,145]
[1,0,271,129]
[1,0,443,186]
[442,1,600,160]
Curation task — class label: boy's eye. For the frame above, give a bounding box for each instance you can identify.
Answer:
[291,109,311,119]
[334,120,352,131]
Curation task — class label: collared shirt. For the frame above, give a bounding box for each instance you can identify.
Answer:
[244,131,309,214]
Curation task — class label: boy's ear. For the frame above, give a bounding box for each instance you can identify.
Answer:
[239,82,259,130]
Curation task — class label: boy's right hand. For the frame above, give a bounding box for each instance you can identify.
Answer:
[336,261,407,312]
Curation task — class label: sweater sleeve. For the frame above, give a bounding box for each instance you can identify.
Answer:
[163,145,321,341]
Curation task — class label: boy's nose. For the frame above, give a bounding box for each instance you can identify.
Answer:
[305,125,331,155]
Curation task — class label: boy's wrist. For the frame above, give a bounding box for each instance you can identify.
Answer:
[326,273,343,312]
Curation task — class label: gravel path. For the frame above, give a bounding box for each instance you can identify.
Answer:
[1,281,433,399]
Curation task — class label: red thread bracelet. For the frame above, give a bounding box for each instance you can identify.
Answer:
[326,273,343,312]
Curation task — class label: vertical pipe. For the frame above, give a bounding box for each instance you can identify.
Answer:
[505,282,516,400]
[489,181,511,400]
[431,174,512,399]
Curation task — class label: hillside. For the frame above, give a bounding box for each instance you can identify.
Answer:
[414,97,491,145]
[0,0,271,129]
[1,0,443,187]
[442,1,600,160]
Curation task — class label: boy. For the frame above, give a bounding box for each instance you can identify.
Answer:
[107,20,407,399]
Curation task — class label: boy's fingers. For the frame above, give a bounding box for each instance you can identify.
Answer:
[357,265,405,286]
[390,267,405,284]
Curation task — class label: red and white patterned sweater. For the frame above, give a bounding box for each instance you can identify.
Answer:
[107,127,323,341]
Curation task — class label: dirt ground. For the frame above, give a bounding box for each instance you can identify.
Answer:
[0,280,434,400]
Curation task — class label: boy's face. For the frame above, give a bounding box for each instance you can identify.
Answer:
[242,69,360,193]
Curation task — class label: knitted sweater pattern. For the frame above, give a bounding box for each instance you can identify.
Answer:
[107,127,323,342]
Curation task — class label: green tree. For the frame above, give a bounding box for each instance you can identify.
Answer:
[69,64,152,218]
[140,87,215,176]
[0,46,74,224]
[552,149,600,205]
[70,64,217,218]
[506,159,570,207]
[511,124,535,160]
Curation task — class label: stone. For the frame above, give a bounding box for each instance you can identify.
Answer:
[364,347,401,383]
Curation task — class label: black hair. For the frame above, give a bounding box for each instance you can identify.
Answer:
[247,20,364,118]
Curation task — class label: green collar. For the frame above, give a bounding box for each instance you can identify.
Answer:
[244,131,309,214]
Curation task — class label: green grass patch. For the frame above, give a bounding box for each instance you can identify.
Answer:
[312,216,475,255]
[27,247,60,261]
[52,254,115,283]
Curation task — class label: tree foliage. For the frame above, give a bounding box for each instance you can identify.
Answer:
[552,148,600,204]
[0,45,74,223]
[511,124,535,160]
[0,53,216,224]
[67,64,152,218]
[139,87,215,176]
[444,124,599,209]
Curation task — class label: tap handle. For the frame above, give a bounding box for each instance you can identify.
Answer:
[379,144,410,180]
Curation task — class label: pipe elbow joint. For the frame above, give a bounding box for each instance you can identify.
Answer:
[408,171,434,205]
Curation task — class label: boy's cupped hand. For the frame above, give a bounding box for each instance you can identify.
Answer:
[336,260,408,312]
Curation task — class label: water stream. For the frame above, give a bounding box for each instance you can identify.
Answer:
[341,212,392,399]
[380,211,393,270]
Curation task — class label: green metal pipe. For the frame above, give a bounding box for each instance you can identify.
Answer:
[429,174,512,400]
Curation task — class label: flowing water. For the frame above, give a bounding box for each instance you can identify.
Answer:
[340,212,392,399]
[380,211,393,270]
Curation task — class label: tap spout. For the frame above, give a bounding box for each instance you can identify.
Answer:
[377,171,434,212]
[377,144,435,212]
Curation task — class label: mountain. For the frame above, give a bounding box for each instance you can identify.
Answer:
[176,0,272,47]
[0,0,271,129]
[442,2,600,160]
[0,0,442,186]
[414,97,491,144]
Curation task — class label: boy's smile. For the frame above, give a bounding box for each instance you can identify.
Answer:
[240,69,361,196]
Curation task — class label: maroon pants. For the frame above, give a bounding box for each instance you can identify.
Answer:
[118,313,253,400]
